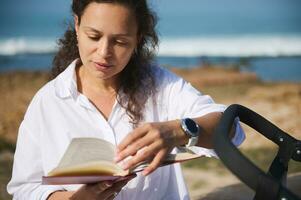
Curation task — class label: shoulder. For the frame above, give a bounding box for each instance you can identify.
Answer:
[20,79,57,127]
[25,79,56,111]
[151,65,185,88]
[29,59,77,105]
[151,65,205,100]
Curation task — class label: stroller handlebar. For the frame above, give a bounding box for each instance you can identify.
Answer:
[213,104,300,200]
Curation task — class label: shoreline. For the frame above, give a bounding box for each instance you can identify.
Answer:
[1,54,301,82]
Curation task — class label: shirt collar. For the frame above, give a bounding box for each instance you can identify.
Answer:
[54,59,79,99]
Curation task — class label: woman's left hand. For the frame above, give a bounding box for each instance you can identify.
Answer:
[114,121,187,176]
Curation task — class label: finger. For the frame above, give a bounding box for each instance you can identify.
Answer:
[115,135,153,163]
[91,181,113,194]
[122,141,163,170]
[106,194,117,200]
[143,149,168,176]
[113,179,130,189]
[72,181,113,200]
[96,186,119,200]
[99,190,118,200]
[100,180,128,200]
[116,123,151,152]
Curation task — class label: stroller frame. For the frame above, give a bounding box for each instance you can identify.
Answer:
[213,104,301,200]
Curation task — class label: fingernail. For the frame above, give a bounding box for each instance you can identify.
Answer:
[105,181,113,187]
[121,162,129,170]
[142,170,149,176]
[114,156,120,162]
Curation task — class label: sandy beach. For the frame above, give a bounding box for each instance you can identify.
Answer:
[0,66,300,199]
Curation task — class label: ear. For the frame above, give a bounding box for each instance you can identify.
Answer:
[74,15,79,35]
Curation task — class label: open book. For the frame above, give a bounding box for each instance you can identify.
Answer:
[42,137,203,185]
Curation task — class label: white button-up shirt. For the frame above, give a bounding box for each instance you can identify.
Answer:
[7,60,245,200]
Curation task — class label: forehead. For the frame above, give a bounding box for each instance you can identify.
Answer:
[80,2,137,35]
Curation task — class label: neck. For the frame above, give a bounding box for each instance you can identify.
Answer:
[76,65,119,96]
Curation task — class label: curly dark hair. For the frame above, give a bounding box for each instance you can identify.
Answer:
[52,0,159,126]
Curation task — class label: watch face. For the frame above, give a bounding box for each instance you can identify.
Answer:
[185,118,199,137]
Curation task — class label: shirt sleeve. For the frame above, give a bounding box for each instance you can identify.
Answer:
[7,95,65,200]
[160,69,225,119]
[162,69,245,157]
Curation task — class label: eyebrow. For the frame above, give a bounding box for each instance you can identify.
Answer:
[83,26,134,37]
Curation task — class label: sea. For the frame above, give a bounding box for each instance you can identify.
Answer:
[0,0,301,82]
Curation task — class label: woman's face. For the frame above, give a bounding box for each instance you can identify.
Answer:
[75,2,138,81]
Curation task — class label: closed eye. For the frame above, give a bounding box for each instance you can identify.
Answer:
[115,39,129,46]
[88,36,100,41]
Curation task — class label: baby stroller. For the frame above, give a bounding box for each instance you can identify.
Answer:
[213,104,301,200]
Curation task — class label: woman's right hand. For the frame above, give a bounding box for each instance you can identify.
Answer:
[48,175,135,200]
[70,176,134,200]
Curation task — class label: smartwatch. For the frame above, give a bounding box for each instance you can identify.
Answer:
[180,118,200,147]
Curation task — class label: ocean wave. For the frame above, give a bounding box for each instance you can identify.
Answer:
[1,35,301,57]
[158,35,301,57]
[0,38,57,56]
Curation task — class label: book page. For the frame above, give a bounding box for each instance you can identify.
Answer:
[57,138,116,168]
[49,139,202,177]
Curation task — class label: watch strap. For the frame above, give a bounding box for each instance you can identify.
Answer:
[186,135,198,147]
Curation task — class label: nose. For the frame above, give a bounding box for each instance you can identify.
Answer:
[96,38,112,58]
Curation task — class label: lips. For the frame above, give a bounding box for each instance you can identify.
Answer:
[93,61,113,71]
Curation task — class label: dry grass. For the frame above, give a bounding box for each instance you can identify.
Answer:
[0,71,49,142]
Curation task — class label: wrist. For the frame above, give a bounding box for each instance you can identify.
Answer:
[176,119,190,146]
[179,118,200,147]
[167,120,189,146]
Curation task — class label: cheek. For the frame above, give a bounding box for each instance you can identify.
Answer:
[78,39,95,57]
[115,47,134,63]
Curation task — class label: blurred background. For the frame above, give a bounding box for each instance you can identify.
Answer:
[0,0,301,81]
[0,0,300,199]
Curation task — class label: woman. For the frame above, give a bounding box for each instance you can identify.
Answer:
[7,0,245,199]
